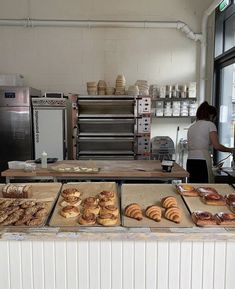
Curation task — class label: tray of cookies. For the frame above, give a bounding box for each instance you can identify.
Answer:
[49,182,121,227]
[178,183,235,227]
[50,164,100,173]
[0,183,62,227]
[121,184,194,228]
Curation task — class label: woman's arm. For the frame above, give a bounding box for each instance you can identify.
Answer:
[209,131,233,153]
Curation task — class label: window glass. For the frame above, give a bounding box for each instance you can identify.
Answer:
[224,13,235,52]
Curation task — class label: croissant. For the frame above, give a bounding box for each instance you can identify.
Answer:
[165,207,182,223]
[145,205,161,222]
[125,203,143,221]
[162,196,177,208]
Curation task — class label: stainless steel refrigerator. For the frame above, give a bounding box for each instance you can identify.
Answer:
[0,86,41,175]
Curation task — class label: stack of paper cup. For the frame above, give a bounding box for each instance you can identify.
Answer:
[135,80,149,96]
[106,86,115,95]
[127,85,139,96]
[115,74,126,95]
[98,80,107,95]
[87,82,97,95]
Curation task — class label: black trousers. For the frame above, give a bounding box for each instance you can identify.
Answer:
[186,159,209,183]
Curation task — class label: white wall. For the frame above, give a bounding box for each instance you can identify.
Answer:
[0,0,215,164]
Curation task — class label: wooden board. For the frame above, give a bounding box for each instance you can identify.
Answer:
[49,182,121,227]
[0,183,62,227]
[181,183,235,227]
[121,184,194,228]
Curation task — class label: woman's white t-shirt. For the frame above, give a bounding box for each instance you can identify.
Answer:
[187,120,217,159]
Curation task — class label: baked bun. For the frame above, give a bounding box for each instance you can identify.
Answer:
[60,205,80,218]
[61,188,81,198]
[176,184,198,196]
[78,212,96,225]
[165,207,182,223]
[145,205,162,222]
[98,190,115,201]
[97,213,118,226]
[201,193,226,206]
[124,203,143,221]
[60,196,82,207]
[82,197,98,207]
[196,187,218,197]
[83,204,100,215]
[98,198,115,207]
[100,205,118,217]
[215,212,235,225]
[192,211,217,226]
[161,196,177,208]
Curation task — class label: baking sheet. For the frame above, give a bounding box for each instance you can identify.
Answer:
[0,183,62,227]
[49,182,121,227]
[121,184,194,228]
[50,163,100,173]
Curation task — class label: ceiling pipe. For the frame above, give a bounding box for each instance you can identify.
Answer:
[0,18,201,41]
[199,0,222,104]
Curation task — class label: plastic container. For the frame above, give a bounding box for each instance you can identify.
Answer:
[41,151,48,168]
[8,161,26,170]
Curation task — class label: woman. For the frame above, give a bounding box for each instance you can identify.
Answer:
[187,101,233,183]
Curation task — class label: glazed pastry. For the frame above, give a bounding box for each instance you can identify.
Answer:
[215,212,235,225]
[83,204,100,215]
[24,206,38,216]
[1,212,21,225]
[100,205,118,217]
[124,203,143,221]
[26,217,44,226]
[165,207,182,223]
[97,213,118,226]
[176,184,198,196]
[60,196,82,207]
[82,197,98,207]
[225,194,235,206]
[0,199,14,209]
[201,193,226,206]
[61,188,81,198]
[145,205,162,222]
[161,196,177,208]
[98,198,115,207]
[78,212,96,225]
[21,201,36,209]
[98,191,115,201]
[192,211,217,226]
[35,208,48,218]
[14,212,33,225]
[196,187,219,197]
[0,213,9,223]
[60,205,80,218]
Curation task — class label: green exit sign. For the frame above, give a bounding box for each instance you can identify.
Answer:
[219,0,231,12]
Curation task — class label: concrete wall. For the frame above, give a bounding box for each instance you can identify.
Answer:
[0,0,215,164]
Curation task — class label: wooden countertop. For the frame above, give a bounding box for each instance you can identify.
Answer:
[1,160,189,180]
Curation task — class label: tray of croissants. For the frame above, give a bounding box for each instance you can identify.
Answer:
[0,183,62,227]
[49,182,121,227]
[121,184,194,228]
[175,183,235,227]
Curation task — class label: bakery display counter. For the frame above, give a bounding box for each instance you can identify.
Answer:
[1,160,189,183]
[1,182,235,289]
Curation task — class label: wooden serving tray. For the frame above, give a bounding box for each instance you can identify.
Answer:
[0,183,62,227]
[180,183,235,227]
[49,182,121,227]
[121,184,194,228]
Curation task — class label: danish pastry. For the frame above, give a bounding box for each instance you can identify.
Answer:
[82,197,98,207]
[97,213,118,226]
[225,194,235,206]
[145,205,162,222]
[100,205,118,217]
[201,193,226,206]
[60,196,82,207]
[124,203,143,221]
[165,207,182,223]
[161,196,177,208]
[98,190,115,201]
[176,184,198,196]
[61,188,81,198]
[196,186,218,197]
[83,204,100,215]
[191,211,217,226]
[78,212,96,225]
[60,205,80,218]
[215,212,235,225]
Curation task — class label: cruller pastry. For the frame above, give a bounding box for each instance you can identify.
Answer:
[61,188,81,198]
[145,205,162,222]
[161,196,177,209]
[60,205,80,218]
[97,213,118,226]
[78,212,96,225]
[176,184,198,196]
[124,203,143,221]
[165,207,182,223]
